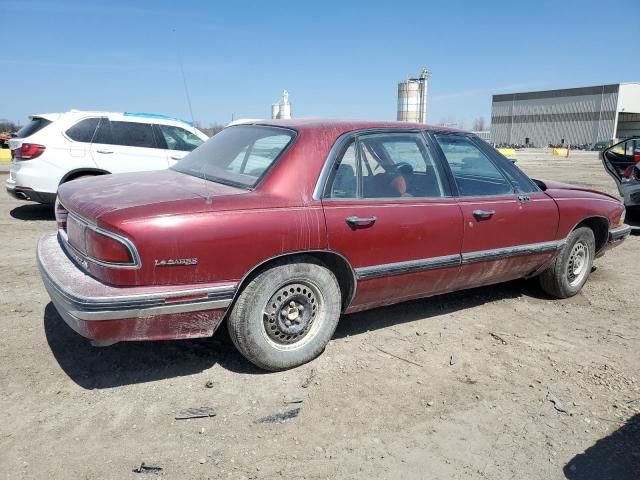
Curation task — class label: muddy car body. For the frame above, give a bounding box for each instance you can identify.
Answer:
[38,120,631,370]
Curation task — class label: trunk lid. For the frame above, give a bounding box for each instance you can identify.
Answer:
[57,169,247,225]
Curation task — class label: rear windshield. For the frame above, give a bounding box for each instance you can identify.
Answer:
[15,117,52,138]
[172,125,295,188]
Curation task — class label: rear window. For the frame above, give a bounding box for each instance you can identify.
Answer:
[172,125,295,188]
[15,118,52,139]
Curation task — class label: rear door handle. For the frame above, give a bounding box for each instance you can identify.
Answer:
[96,149,113,154]
[472,209,496,220]
[345,216,377,227]
[170,155,183,160]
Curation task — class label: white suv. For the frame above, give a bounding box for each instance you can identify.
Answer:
[6,110,208,204]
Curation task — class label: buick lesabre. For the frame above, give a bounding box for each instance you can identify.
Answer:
[38,120,631,370]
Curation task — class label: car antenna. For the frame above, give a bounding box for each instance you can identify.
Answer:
[172,28,210,203]
[173,28,195,126]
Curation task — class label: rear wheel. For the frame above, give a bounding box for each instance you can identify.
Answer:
[227,257,341,371]
[539,227,595,298]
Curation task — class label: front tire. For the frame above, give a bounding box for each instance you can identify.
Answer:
[227,257,342,371]
[539,227,595,298]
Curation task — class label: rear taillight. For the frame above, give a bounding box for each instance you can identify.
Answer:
[85,229,134,264]
[13,143,46,160]
[55,198,68,230]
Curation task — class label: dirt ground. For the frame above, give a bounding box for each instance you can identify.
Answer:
[1,151,638,480]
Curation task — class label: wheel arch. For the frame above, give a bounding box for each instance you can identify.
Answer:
[60,168,110,185]
[229,250,357,314]
[573,216,609,252]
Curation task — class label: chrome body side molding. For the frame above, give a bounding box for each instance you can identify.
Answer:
[460,240,565,265]
[354,239,566,280]
[355,254,461,280]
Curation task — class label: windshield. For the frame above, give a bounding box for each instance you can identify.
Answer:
[172,125,295,188]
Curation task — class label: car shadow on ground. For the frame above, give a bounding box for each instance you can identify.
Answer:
[563,414,640,479]
[10,203,55,221]
[44,279,551,389]
[334,278,549,339]
[43,303,262,390]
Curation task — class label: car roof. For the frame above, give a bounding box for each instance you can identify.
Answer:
[30,110,195,128]
[245,118,466,136]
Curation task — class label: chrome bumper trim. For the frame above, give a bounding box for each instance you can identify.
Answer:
[37,233,235,322]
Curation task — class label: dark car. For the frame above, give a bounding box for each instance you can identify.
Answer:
[38,120,630,370]
[601,136,640,219]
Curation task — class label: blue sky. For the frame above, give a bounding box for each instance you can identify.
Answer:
[1,0,639,128]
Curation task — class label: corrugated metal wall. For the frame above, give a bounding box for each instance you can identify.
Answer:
[490,85,619,146]
[617,112,640,139]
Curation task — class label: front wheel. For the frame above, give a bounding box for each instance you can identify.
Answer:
[227,257,342,371]
[539,227,596,298]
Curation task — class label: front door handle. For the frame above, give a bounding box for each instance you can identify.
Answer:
[96,149,113,154]
[472,209,496,220]
[345,216,377,228]
[170,155,183,160]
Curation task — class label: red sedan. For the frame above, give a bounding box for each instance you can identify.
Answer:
[38,120,631,370]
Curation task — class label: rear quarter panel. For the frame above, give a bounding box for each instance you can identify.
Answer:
[88,205,328,286]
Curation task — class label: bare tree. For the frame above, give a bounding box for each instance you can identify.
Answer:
[0,119,21,133]
[472,117,487,132]
[193,121,224,137]
[438,116,456,127]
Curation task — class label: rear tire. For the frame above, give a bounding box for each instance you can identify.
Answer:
[539,227,595,298]
[227,257,341,371]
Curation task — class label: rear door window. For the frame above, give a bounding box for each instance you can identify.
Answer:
[156,124,204,152]
[65,118,100,143]
[109,121,157,148]
[15,118,52,138]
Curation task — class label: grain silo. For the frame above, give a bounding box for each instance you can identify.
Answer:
[397,69,430,123]
[271,90,292,119]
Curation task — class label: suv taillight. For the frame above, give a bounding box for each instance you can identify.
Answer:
[55,198,68,230]
[86,229,134,264]
[14,143,46,160]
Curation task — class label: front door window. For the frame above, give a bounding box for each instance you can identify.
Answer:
[434,134,513,196]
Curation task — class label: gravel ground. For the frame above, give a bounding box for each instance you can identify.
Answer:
[0,151,638,480]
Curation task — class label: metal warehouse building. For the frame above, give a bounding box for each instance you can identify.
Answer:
[490,83,640,146]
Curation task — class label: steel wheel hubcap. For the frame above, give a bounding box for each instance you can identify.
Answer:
[263,283,319,345]
[567,241,589,286]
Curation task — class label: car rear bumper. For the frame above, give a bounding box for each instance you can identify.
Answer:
[37,233,236,343]
[6,184,57,203]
